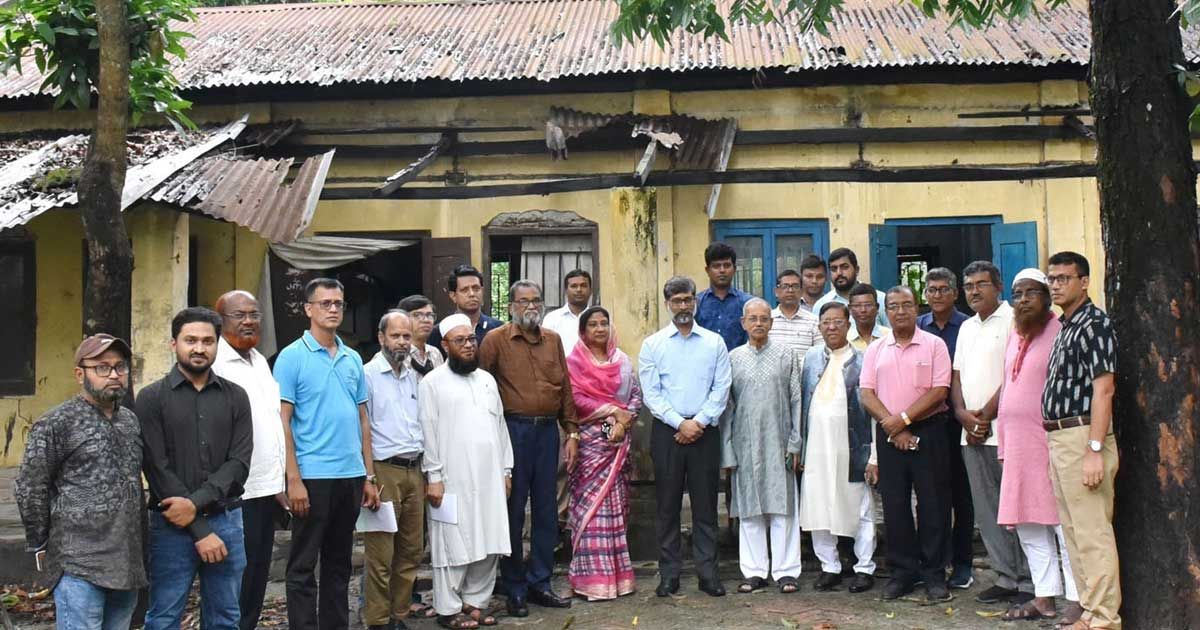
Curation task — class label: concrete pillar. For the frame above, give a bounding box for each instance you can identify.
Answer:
[128,205,189,393]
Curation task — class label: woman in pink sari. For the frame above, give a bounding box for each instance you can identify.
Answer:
[566,306,641,601]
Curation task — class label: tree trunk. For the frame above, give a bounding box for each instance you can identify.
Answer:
[1091,1,1200,627]
[76,0,132,338]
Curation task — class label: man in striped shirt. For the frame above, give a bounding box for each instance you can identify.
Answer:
[769,269,821,362]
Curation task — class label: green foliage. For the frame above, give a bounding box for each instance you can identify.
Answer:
[0,0,197,128]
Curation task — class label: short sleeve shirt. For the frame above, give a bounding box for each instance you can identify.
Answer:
[1041,300,1116,421]
[860,328,953,416]
[952,302,1013,446]
[696,286,752,350]
[274,331,368,479]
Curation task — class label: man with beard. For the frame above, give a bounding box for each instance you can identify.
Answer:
[639,276,732,598]
[362,310,426,630]
[847,283,890,352]
[696,242,752,351]
[137,307,254,629]
[428,265,504,350]
[211,291,288,630]
[859,287,954,604]
[16,335,145,629]
[479,280,578,617]
[814,248,888,327]
[721,299,804,595]
[398,294,445,374]
[274,278,381,630]
[421,314,513,629]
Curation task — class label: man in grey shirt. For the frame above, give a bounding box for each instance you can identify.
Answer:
[16,334,146,629]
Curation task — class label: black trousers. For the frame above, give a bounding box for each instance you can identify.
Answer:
[286,477,365,630]
[945,418,975,569]
[651,420,720,582]
[239,495,278,630]
[876,414,951,586]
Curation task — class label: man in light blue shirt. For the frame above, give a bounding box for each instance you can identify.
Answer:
[638,275,732,600]
[362,310,425,630]
[813,247,889,328]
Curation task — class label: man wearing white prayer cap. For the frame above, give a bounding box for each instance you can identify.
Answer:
[420,312,513,628]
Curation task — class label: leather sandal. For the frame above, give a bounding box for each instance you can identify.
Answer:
[1001,600,1055,622]
[737,577,769,593]
[462,605,497,627]
[437,613,478,629]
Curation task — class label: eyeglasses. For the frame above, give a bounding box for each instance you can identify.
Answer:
[1011,288,1047,302]
[925,286,955,296]
[962,281,993,293]
[1046,274,1082,286]
[445,336,477,347]
[514,298,543,308]
[668,297,695,308]
[743,316,771,324]
[80,363,129,377]
[776,283,801,292]
[885,302,918,312]
[820,319,847,328]
[308,300,347,312]
[410,312,437,321]
[223,311,263,322]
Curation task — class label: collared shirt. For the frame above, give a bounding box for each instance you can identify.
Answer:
[274,331,369,479]
[918,309,971,360]
[848,323,890,352]
[953,302,1013,446]
[211,337,285,500]
[860,328,953,416]
[768,306,820,360]
[478,323,578,431]
[696,286,753,350]
[409,342,445,376]
[1042,300,1117,421]
[364,352,422,460]
[814,288,890,328]
[15,397,146,590]
[637,324,732,430]
[135,366,253,540]
[799,295,821,313]
[428,311,505,351]
[542,304,586,355]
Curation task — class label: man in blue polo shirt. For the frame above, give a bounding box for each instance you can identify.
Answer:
[275,277,381,630]
[696,242,752,351]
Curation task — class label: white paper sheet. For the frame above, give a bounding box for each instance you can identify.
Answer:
[355,501,398,533]
[429,494,458,525]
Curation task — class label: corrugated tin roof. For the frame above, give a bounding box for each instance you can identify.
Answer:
[0,0,1134,99]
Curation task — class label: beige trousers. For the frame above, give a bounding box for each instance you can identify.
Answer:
[1047,426,1121,629]
[363,462,425,625]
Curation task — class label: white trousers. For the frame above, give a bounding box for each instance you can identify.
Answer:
[1015,524,1078,601]
[432,555,500,616]
[810,489,877,575]
[738,497,803,580]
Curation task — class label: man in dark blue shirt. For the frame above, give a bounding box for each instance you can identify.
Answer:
[917,267,969,359]
[428,264,505,352]
[695,242,752,351]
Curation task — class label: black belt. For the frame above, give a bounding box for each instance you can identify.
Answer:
[377,455,422,468]
[506,414,558,426]
[151,498,242,516]
[1043,414,1090,432]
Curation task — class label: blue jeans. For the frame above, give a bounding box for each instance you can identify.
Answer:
[145,509,247,630]
[500,417,559,600]
[53,573,138,630]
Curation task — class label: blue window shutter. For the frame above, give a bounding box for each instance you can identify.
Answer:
[991,221,1038,299]
[869,223,899,290]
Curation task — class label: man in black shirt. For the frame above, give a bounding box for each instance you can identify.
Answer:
[137,307,254,630]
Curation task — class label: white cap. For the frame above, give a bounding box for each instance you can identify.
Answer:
[438,313,472,337]
[1012,268,1048,289]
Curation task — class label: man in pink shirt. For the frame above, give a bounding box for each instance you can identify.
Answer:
[859,286,954,604]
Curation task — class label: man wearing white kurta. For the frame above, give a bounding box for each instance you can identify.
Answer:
[420,315,514,627]
[798,303,878,594]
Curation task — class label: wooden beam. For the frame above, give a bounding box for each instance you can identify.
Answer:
[634,140,658,185]
[958,108,1092,119]
[373,134,452,197]
[321,162,1101,200]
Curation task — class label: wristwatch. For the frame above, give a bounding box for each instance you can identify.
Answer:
[901,411,912,426]
[567,432,581,441]
[1087,439,1103,453]
[366,474,378,485]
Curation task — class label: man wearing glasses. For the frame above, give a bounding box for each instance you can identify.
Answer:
[274,278,381,630]
[479,280,579,617]
[211,291,288,630]
[16,334,145,630]
[769,269,821,360]
[397,294,444,376]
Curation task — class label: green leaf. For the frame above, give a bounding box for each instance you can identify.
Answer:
[35,21,54,46]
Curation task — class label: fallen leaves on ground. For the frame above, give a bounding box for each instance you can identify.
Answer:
[975,610,1004,618]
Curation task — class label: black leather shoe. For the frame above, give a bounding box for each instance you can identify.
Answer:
[814,571,842,591]
[925,582,953,603]
[655,577,680,597]
[367,624,393,630]
[848,572,875,593]
[506,597,529,618]
[528,589,571,608]
[698,579,726,597]
[881,578,915,601]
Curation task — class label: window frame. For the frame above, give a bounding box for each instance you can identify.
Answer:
[0,235,36,396]
[711,219,830,306]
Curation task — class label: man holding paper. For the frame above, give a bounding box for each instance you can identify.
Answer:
[363,310,426,630]
[421,314,514,629]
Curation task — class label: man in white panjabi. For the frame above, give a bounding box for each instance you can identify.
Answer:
[798,302,878,594]
[420,314,514,629]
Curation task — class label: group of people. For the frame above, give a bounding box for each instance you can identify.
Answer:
[13,240,1122,630]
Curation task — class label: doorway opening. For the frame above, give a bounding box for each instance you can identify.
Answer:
[895,222,994,313]
[483,211,599,319]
